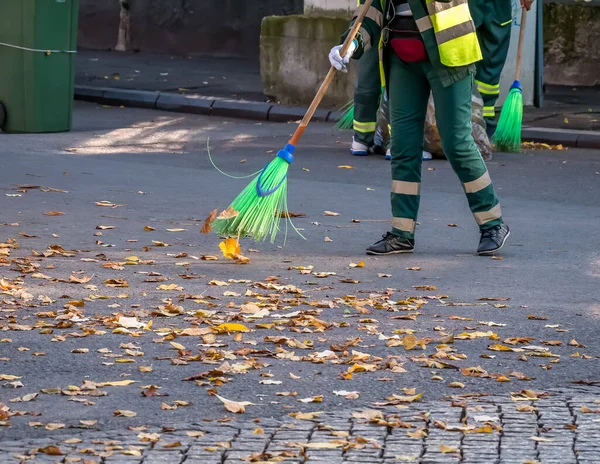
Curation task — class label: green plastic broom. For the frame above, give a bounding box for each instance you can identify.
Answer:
[213,0,374,242]
[493,8,527,153]
[335,99,355,130]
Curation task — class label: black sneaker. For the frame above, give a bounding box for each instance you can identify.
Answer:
[366,232,415,255]
[477,224,510,256]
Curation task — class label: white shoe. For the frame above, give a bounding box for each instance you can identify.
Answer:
[351,139,370,156]
[385,149,391,160]
[422,151,433,160]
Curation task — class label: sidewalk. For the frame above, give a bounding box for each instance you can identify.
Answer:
[75,50,600,148]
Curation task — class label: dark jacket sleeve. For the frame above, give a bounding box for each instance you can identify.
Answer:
[340,0,385,59]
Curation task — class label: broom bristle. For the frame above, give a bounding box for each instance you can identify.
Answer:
[493,84,524,153]
[335,100,354,130]
[213,156,291,242]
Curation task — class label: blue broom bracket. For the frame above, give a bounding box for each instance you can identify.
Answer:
[510,80,523,92]
[255,145,295,198]
[277,144,295,164]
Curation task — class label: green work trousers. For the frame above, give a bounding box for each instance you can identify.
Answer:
[470,0,513,127]
[388,53,503,239]
[353,44,382,147]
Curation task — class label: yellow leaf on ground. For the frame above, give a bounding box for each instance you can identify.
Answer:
[448,382,465,389]
[392,393,423,403]
[402,335,417,350]
[298,395,323,403]
[213,323,250,333]
[43,211,65,216]
[338,165,354,169]
[97,380,136,387]
[219,238,241,260]
[352,409,383,421]
[114,410,137,417]
[290,412,322,420]
[214,394,253,413]
[440,444,458,453]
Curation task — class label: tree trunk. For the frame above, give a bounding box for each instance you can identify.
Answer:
[115,1,131,52]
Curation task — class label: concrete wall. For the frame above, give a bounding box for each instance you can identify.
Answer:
[77,0,304,59]
[78,0,121,51]
[305,0,355,17]
[260,15,355,107]
[497,0,538,106]
[544,4,600,86]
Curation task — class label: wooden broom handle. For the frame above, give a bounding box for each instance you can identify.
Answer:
[288,0,374,147]
[514,8,528,80]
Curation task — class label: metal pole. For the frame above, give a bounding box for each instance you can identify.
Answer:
[534,0,544,107]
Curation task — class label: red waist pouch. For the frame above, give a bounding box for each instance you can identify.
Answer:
[390,36,427,63]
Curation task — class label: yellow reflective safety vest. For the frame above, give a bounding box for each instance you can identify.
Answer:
[413,0,482,67]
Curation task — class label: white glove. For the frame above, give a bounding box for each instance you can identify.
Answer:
[328,40,357,73]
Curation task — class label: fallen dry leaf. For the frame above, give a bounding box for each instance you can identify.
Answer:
[440,444,458,453]
[114,410,137,417]
[214,394,254,413]
[201,209,218,234]
[95,200,125,208]
[38,446,63,456]
[43,211,65,216]
[217,206,239,220]
[213,323,250,333]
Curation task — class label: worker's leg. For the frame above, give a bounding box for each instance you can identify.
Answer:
[388,54,431,240]
[429,69,504,232]
[366,53,430,255]
[474,0,513,137]
[352,44,382,155]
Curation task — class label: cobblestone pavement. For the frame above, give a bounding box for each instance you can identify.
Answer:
[3,394,600,464]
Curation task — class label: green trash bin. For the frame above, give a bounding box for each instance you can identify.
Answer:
[0,0,79,133]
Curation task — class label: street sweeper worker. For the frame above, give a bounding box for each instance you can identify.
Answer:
[470,0,535,138]
[329,0,510,256]
[350,0,388,158]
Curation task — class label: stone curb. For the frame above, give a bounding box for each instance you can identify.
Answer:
[75,86,335,124]
[522,126,600,150]
[75,86,600,149]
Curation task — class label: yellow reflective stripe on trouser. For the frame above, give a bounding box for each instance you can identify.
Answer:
[392,217,416,233]
[475,80,500,95]
[483,106,495,118]
[392,180,420,196]
[353,121,377,133]
[473,204,502,226]
[464,171,491,194]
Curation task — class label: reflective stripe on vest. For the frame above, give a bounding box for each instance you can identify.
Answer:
[416,0,482,67]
